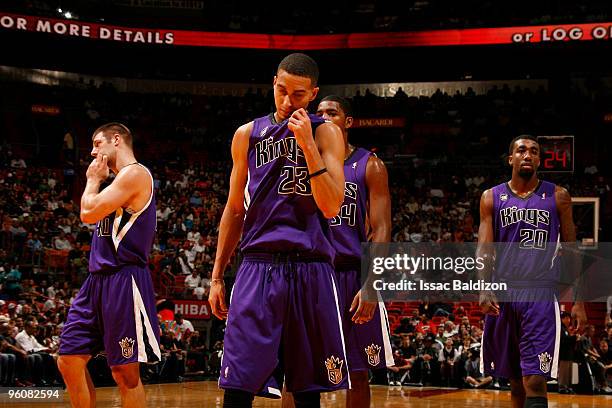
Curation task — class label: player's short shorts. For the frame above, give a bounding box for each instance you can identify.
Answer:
[481,288,560,380]
[219,252,350,397]
[59,265,161,366]
[334,262,394,372]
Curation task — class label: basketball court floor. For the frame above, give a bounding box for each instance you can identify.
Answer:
[3,381,610,407]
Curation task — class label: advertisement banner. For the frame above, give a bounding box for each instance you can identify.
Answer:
[352,118,406,128]
[1,12,611,49]
[173,299,211,320]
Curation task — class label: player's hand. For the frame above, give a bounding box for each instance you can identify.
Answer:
[86,154,110,182]
[479,291,499,316]
[571,301,587,333]
[287,108,314,151]
[208,280,228,320]
[350,290,376,324]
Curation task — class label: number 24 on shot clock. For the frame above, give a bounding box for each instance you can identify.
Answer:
[537,135,574,173]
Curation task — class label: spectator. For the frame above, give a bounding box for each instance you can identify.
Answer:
[75,226,92,246]
[579,325,612,393]
[0,322,32,386]
[159,330,186,382]
[394,317,415,335]
[174,313,194,341]
[597,338,612,388]
[184,270,201,297]
[10,157,26,169]
[0,321,17,386]
[464,343,492,388]
[559,311,577,394]
[4,266,22,297]
[439,338,459,386]
[185,330,207,373]
[14,320,58,386]
[53,231,72,251]
[388,349,412,386]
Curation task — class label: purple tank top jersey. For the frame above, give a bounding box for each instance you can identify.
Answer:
[491,180,561,282]
[329,147,372,264]
[240,113,335,262]
[89,164,156,273]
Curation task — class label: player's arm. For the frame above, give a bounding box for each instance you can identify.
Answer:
[80,158,146,224]
[350,156,391,324]
[310,122,345,218]
[556,186,587,331]
[367,156,391,243]
[477,189,499,316]
[289,109,344,218]
[209,123,251,320]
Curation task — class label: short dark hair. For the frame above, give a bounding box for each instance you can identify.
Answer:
[321,95,353,116]
[277,53,319,86]
[561,311,571,319]
[508,134,538,156]
[93,122,133,148]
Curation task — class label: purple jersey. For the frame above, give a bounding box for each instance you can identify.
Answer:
[329,148,372,264]
[491,180,561,282]
[89,164,156,273]
[240,113,335,262]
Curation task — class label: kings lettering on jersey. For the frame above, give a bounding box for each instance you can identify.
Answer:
[255,136,303,167]
[500,206,550,228]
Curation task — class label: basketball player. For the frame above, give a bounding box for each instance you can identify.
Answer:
[208,54,348,408]
[282,95,394,408]
[58,123,161,408]
[478,135,587,408]
[316,95,394,406]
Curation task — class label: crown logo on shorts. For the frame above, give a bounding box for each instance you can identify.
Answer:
[119,337,135,359]
[365,344,382,366]
[324,356,344,385]
[538,352,552,374]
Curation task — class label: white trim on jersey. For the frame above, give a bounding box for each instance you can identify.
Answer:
[479,325,485,374]
[111,164,155,251]
[131,276,162,362]
[218,281,236,379]
[243,169,251,211]
[376,291,395,368]
[551,233,561,269]
[267,387,281,397]
[551,297,561,379]
[330,274,352,390]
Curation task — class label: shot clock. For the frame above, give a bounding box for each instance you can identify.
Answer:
[537,136,574,173]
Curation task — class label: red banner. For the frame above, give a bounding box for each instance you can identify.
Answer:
[173,299,211,320]
[1,13,612,49]
[352,118,406,128]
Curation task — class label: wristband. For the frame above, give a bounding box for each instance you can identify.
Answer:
[307,167,327,180]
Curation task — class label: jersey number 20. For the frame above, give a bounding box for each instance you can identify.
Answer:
[519,228,548,250]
